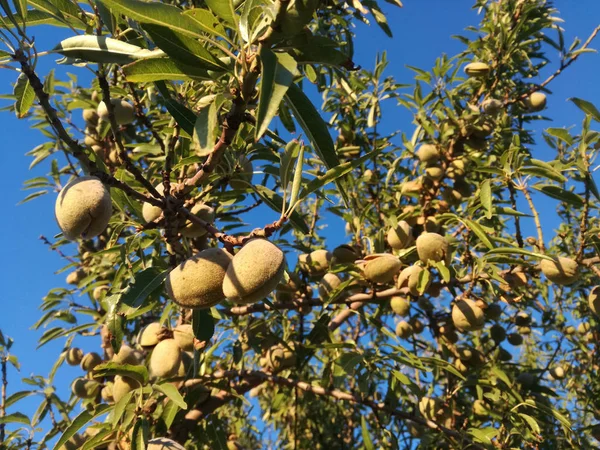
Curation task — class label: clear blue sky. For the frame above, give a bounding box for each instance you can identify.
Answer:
[0,0,599,437]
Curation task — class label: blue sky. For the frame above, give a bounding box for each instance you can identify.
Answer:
[0,0,599,441]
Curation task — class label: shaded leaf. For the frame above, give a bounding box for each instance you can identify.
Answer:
[92,362,149,385]
[52,405,111,450]
[192,309,215,343]
[123,57,211,82]
[193,101,218,156]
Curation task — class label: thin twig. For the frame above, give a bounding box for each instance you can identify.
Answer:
[518,183,545,252]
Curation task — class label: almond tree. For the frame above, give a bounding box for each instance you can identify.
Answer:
[1,0,600,449]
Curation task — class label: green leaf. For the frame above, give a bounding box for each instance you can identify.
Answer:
[519,413,541,435]
[533,184,584,207]
[256,48,298,140]
[460,218,495,250]
[52,404,111,450]
[93,362,149,385]
[570,97,600,122]
[13,0,27,21]
[51,35,161,64]
[120,268,168,313]
[28,0,82,23]
[0,412,30,425]
[361,416,375,450]
[521,159,567,183]
[284,83,339,169]
[545,127,574,146]
[153,383,188,409]
[468,427,497,445]
[112,391,134,427]
[131,418,149,450]
[13,72,34,119]
[5,390,34,408]
[154,81,196,136]
[193,101,218,156]
[252,184,310,234]
[99,0,212,40]
[280,140,301,191]
[123,57,211,82]
[484,247,554,261]
[143,24,226,72]
[81,427,115,450]
[287,144,305,211]
[240,0,269,43]
[182,8,228,39]
[205,0,235,25]
[105,294,124,354]
[480,179,492,219]
[192,309,215,342]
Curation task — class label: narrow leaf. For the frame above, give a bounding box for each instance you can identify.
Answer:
[256,48,297,140]
[153,383,188,409]
[52,405,111,450]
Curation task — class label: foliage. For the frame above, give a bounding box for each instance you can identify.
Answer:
[1,0,600,449]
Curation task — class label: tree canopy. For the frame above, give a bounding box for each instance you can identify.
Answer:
[1,0,600,449]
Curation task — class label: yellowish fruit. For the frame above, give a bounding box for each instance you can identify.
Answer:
[66,269,85,285]
[524,92,547,112]
[264,344,296,372]
[464,62,490,77]
[112,375,139,403]
[84,133,101,147]
[473,399,490,416]
[166,248,233,309]
[71,377,101,399]
[410,317,425,334]
[549,366,565,380]
[150,339,182,378]
[66,347,83,366]
[565,325,576,335]
[419,397,442,421]
[395,320,413,339]
[142,183,165,223]
[180,203,215,238]
[362,254,401,284]
[97,98,135,125]
[452,299,485,332]
[101,381,114,403]
[514,312,531,326]
[55,176,112,240]
[82,108,99,125]
[416,232,449,264]
[401,178,423,195]
[140,322,162,347]
[590,286,600,316]
[425,166,444,181]
[223,239,286,305]
[578,322,591,334]
[396,265,428,296]
[92,286,108,300]
[112,345,142,365]
[298,249,332,276]
[386,221,414,250]
[80,352,102,371]
[390,296,410,316]
[318,272,342,299]
[147,438,186,450]
[416,144,440,163]
[540,256,579,285]
[173,324,195,352]
[482,98,502,115]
